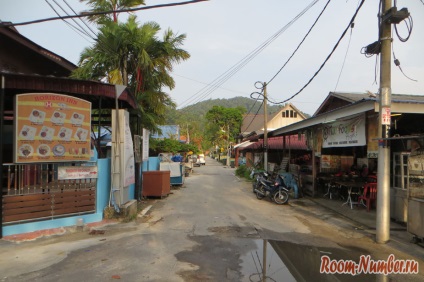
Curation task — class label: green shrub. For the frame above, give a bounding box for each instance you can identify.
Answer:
[236,164,251,180]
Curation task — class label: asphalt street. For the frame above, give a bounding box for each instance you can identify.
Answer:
[1,157,423,281]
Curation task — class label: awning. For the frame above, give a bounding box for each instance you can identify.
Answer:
[240,136,307,151]
[269,101,375,137]
[234,141,252,149]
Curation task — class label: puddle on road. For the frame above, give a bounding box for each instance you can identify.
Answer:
[240,239,295,282]
[240,239,377,282]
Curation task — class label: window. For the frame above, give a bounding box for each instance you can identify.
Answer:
[290,110,294,118]
[282,112,286,118]
[294,112,298,118]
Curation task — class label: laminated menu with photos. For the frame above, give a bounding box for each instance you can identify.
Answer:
[14,93,92,163]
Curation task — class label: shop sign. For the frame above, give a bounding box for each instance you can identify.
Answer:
[320,155,341,169]
[58,166,98,180]
[382,107,391,125]
[367,151,378,158]
[14,93,91,163]
[322,115,366,148]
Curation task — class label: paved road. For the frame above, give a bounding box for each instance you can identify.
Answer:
[1,157,423,281]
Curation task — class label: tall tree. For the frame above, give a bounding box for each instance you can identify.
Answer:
[72,14,190,131]
[205,106,245,149]
[80,0,145,23]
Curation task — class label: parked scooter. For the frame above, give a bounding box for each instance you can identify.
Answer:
[254,173,290,204]
[250,169,271,193]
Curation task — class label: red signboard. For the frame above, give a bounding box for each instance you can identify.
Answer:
[14,93,91,163]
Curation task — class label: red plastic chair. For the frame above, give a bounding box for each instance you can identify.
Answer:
[358,183,377,211]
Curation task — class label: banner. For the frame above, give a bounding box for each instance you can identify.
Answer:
[14,93,91,163]
[123,111,135,186]
[58,166,98,180]
[322,114,366,148]
[142,128,150,161]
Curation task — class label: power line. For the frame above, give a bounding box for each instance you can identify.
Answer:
[62,0,97,38]
[268,0,366,105]
[45,0,120,66]
[334,23,355,91]
[267,0,332,85]
[178,0,319,110]
[173,73,246,95]
[0,0,209,27]
[46,0,94,40]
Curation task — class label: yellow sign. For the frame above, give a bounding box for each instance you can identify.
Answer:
[14,93,91,163]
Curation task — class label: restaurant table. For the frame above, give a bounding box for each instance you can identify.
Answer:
[333,181,366,209]
[318,176,336,198]
[319,176,346,200]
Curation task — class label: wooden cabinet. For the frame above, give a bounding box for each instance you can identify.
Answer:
[142,171,170,198]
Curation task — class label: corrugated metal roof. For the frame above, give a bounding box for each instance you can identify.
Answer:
[2,72,137,109]
[241,135,307,151]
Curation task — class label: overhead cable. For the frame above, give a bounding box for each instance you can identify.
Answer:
[267,0,366,105]
[267,0,332,85]
[178,0,320,110]
[44,0,93,41]
[0,0,209,27]
[334,23,354,91]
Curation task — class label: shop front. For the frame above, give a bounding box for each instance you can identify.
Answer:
[1,74,137,237]
[268,92,424,241]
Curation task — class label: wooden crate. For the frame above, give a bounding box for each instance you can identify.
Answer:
[142,171,170,198]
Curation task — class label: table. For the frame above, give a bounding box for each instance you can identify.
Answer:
[334,181,365,209]
[319,176,346,200]
[318,176,335,198]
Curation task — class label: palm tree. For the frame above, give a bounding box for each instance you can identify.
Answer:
[80,0,145,23]
[72,15,190,131]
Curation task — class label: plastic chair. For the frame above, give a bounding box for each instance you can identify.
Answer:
[358,183,377,211]
[365,175,377,183]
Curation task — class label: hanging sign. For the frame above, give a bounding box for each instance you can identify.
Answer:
[382,107,391,125]
[14,93,91,163]
[322,114,366,148]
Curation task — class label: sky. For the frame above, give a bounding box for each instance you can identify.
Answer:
[1,0,424,115]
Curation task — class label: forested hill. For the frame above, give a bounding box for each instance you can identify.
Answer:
[178,96,282,117]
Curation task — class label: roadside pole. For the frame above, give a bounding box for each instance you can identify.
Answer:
[376,0,392,244]
[226,124,230,166]
[263,82,268,172]
[0,76,4,238]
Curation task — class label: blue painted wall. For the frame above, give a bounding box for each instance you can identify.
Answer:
[2,154,113,237]
[2,149,137,236]
[142,157,160,171]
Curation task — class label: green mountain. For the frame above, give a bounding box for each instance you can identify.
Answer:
[176,96,282,118]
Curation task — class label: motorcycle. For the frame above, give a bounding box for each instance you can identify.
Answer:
[254,173,290,204]
[250,169,271,193]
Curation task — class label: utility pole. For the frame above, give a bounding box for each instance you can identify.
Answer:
[376,0,392,244]
[263,82,268,172]
[226,124,230,166]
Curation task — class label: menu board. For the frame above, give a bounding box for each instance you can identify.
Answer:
[14,93,91,163]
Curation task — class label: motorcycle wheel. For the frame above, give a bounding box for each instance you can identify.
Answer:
[273,190,289,205]
[255,184,266,200]
[252,182,257,193]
